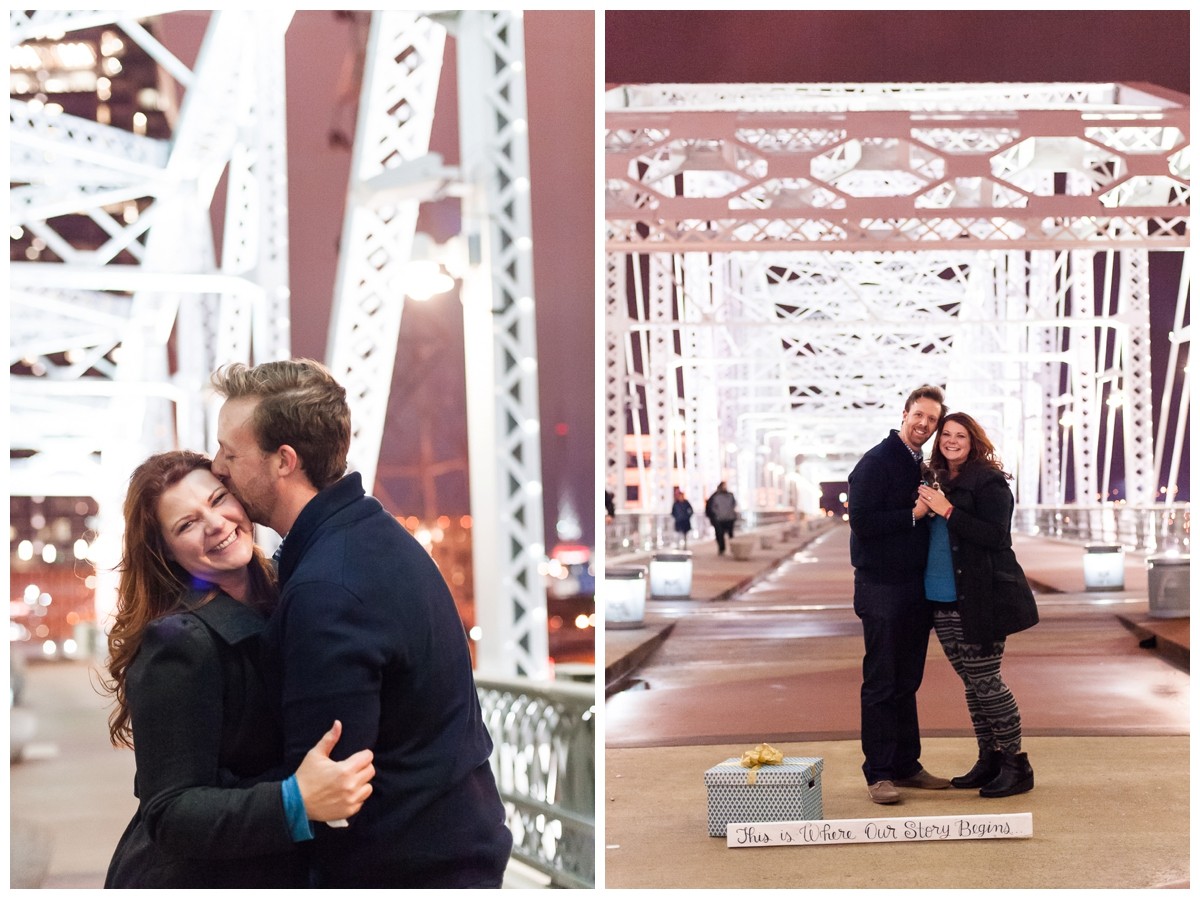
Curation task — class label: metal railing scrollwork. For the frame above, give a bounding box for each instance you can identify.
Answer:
[606,508,821,557]
[476,677,596,888]
[1012,504,1190,554]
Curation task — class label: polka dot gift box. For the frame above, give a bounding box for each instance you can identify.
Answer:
[704,746,824,837]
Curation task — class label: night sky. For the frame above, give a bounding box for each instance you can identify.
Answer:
[606,10,1189,94]
[605,9,1191,502]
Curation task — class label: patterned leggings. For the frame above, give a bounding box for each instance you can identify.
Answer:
[932,604,1023,754]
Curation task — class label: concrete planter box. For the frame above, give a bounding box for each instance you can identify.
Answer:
[1083,544,1125,591]
[650,551,693,598]
[1147,554,1189,619]
[728,537,755,560]
[604,566,647,629]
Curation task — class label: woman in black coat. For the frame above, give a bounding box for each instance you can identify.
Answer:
[102,451,375,887]
[917,413,1039,798]
[671,488,694,547]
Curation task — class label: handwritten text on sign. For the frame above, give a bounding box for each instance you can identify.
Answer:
[727,813,1032,848]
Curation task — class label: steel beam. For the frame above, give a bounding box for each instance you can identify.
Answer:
[606,83,1189,515]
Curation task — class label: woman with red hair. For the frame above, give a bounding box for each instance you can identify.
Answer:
[918,413,1039,798]
[102,450,374,887]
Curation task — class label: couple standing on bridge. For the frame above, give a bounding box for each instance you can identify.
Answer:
[100,359,511,888]
[848,384,1040,805]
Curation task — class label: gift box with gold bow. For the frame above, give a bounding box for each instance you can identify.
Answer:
[704,748,823,837]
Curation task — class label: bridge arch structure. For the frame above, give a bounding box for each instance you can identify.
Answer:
[10,9,548,678]
[605,82,1190,524]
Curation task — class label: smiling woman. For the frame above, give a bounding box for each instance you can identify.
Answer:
[156,469,256,599]
[98,450,375,888]
[918,411,1039,798]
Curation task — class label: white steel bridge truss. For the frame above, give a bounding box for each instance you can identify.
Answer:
[10,10,547,678]
[11,8,293,618]
[328,10,547,678]
[605,83,1190,516]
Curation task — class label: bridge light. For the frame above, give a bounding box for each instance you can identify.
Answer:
[404,260,454,301]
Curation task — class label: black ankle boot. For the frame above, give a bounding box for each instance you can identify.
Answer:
[951,750,1003,789]
[979,751,1034,798]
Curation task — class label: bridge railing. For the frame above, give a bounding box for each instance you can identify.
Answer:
[1013,504,1190,554]
[610,504,1191,556]
[605,508,804,555]
[476,676,596,889]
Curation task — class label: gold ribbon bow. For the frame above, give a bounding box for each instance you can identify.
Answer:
[739,743,784,784]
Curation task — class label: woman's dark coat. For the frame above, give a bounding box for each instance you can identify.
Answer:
[105,592,304,888]
[671,499,693,533]
[942,461,1039,645]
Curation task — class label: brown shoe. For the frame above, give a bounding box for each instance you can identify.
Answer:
[894,767,951,789]
[867,780,900,804]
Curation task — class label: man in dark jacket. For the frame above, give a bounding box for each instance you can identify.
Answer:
[705,482,737,555]
[210,359,511,887]
[847,384,951,805]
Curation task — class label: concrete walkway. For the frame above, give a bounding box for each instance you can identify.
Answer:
[602,520,1190,890]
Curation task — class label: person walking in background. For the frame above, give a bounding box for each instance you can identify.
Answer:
[210,359,511,888]
[103,451,374,888]
[918,412,1039,798]
[671,488,694,548]
[847,385,951,805]
[704,481,737,556]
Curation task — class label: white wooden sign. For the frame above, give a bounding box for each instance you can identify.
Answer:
[727,813,1032,848]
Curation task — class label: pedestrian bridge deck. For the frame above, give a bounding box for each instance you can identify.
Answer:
[602,521,1189,889]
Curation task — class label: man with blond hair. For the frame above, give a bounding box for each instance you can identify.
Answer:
[210,358,511,888]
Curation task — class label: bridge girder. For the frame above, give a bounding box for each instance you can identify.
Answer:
[605,83,1189,512]
[11,12,550,680]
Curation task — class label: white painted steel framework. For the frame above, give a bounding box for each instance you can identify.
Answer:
[10,10,293,619]
[326,11,547,678]
[605,83,1190,514]
[457,12,548,679]
[12,11,549,679]
[325,11,449,492]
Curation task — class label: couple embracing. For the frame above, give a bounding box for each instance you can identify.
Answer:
[102,359,512,888]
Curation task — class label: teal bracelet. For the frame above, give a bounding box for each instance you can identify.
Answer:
[281,775,315,842]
